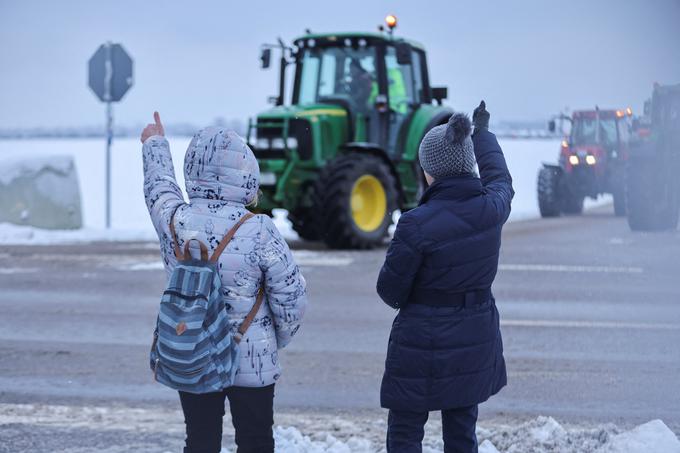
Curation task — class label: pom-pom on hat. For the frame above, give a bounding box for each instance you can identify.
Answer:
[418,113,476,178]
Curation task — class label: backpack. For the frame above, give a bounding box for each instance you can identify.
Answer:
[149,210,263,394]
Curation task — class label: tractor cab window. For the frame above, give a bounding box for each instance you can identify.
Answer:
[411,50,425,104]
[296,46,377,113]
[571,117,617,147]
[385,47,416,114]
[385,46,417,154]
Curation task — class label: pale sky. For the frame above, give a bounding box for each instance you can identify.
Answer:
[1,0,679,129]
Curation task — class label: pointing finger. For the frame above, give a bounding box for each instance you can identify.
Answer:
[154,111,162,127]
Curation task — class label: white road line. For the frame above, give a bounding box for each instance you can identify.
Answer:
[0,268,38,274]
[502,319,680,330]
[292,251,354,267]
[295,257,354,267]
[125,262,165,271]
[499,264,643,274]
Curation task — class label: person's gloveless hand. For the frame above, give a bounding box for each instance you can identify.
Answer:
[141,111,165,143]
[472,100,490,134]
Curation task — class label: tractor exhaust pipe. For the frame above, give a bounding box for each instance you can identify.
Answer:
[277,38,287,106]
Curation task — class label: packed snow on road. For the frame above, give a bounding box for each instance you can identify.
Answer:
[1,403,678,452]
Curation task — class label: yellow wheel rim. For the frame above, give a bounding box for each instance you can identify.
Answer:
[350,175,387,232]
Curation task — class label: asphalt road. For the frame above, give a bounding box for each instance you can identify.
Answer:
[1,207,679,449]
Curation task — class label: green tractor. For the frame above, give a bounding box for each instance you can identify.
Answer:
[247,17,452,249]
[626,83,680,231]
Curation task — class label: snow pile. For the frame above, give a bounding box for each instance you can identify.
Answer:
[476,416,680,453]
[601,419,680,453]
[479,440,501,453]
[0,154,75,185]
[272,209,299,241]
[0,154,83,229]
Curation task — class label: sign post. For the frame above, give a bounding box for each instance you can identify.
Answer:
[88,42,133,228]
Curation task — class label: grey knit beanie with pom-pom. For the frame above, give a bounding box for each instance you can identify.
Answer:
[418,113,476,178]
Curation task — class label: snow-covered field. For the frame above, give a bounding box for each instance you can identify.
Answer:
[1,403,678,453]
[0,136,611,245]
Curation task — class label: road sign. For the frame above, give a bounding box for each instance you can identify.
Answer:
[88,42,134,229]
[88,43,133,102]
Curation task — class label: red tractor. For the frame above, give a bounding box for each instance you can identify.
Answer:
[538,108,633,217]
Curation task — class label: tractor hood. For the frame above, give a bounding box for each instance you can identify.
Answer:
[256,103,348,121]
[251,103,349,161]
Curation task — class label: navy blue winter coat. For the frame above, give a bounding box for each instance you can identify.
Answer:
[377,129,514,412]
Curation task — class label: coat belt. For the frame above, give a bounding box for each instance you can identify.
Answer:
[409,288,492,307]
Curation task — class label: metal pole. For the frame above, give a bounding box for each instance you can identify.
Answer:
[104,42,113,229]
[106,102,112,229]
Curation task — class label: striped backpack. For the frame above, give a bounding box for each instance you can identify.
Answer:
[149,211,263,394]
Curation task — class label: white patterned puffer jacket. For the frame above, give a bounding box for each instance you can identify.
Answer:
[142,127,307,387]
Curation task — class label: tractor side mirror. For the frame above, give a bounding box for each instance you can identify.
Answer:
[395,42,412,65]
[548,120,556,133]
[260,48,272,69]
[431,87,447,105]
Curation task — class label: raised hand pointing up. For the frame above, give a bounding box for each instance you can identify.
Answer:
[141,111,165,143]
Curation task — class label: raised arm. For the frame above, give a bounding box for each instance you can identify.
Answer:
[141,112,185,269]
[472,101,515,224]
[257,215,307,349]
[376,212,423,309]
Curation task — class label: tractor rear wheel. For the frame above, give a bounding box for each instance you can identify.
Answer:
[627,161,679,231]
[320,154,397,249]
[537,166,562,217]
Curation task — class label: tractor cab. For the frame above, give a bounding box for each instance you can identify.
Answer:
[248,17,453,249]
[539,108,633,218]
[563,109,632,171]
[290,33,435,153]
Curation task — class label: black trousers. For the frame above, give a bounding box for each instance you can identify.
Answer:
[178,384,275,453]
[387,405,478,453]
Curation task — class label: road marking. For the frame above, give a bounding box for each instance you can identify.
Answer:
[292,251,354,267]
[0,268,38,274]
[116,252,355,271]
[502,319,680,330]
[499,264,643,274]
[125,262,165,271]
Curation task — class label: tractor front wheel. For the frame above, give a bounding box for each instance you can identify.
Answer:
[320,154,397,249]
[537,166,562,218]
[289,183,323,241]
[561,190,584,215]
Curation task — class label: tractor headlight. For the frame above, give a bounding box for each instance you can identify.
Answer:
[286,137,298,149]
[256,138,270,149]
[270,138,286,149]
[585,155,597,165]
[569,155,580,166]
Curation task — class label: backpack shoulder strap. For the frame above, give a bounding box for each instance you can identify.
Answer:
[169,205,184,260]
[209,212,256,263]
[234,288,265,344]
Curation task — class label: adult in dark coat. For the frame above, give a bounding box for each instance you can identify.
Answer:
[377,101,514,453]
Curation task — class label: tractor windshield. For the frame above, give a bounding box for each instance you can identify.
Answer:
[295,46,377,113]
[570,117,618,146]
